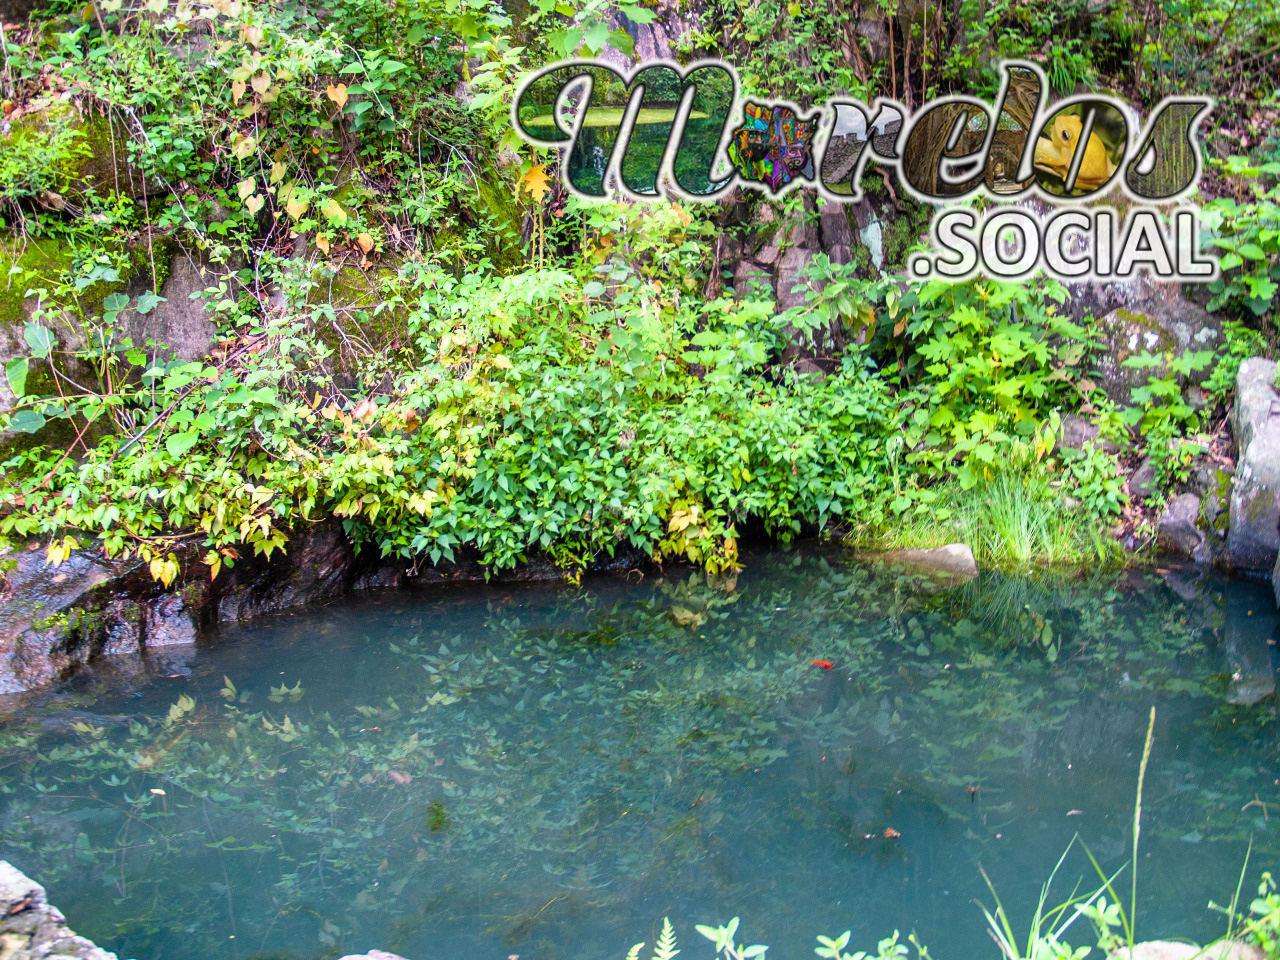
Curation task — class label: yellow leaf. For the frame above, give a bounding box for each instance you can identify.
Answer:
[326,83,348,109]
[46,540,68,567]
[492,354,512,369]
[251,71,270,95]
[231,79,246,102]
[356,232,374,254]
[245,193,265,215]
[231,134,257,160]
[518,164,552,204]
[245,23,263,46]
[319,197,347,226]
[285,194,309,220]
[316,234,331,255]
[270,160,286,185]
[237,177,256,200]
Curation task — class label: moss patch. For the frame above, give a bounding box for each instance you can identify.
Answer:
[473,166,524,271]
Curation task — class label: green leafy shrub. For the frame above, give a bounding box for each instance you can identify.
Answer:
[1203,157,1280,321]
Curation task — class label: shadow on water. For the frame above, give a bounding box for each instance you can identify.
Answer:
[2,548,1279,960]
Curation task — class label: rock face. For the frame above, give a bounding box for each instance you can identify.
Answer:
[118,248,221,363]
[0,860,120,960]
[1092,297,1223,403]
[1229,358,1280,574]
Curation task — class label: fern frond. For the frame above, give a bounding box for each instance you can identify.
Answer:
[626,942,645,960]
[654,917,680,960]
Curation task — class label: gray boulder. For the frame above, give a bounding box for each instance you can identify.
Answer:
[1229,358,1280,573]
[1092,298,1223,403]
[1129,457,1157,501]
[878,543,978,585]
[0,860,120,960]
[1056,414,1121,454]
[1156,493,1204,559]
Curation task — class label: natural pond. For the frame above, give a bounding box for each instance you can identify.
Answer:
[3,548,1280,960]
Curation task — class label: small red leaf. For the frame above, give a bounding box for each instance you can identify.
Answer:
[811,659,834,670]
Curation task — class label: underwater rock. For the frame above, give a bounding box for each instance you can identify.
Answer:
[878,543,978,584]
[0,860,120,960]
[337,953,411,960]
[1229,358,1280,574]
[1221,583,1277,706]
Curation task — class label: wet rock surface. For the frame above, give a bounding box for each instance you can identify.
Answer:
[1229,358,1280,573]
[0,860,121,960]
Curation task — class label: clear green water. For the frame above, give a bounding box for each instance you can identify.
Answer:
[3,549,1280,960]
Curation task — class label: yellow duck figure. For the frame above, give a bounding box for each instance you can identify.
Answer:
[1033,115,1117,191]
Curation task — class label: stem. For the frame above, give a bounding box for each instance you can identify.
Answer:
[1132,706,1156,947]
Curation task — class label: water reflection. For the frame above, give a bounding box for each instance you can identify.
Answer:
[1,550,1277,960]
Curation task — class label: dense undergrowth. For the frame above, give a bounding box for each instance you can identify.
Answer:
[0,0,1276,580]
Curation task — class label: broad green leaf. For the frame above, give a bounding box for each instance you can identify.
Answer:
[7,409,46,433]
[136,291,166,315]
[166,431,200,457]
[23,322,54,359]
[5,357,28,398]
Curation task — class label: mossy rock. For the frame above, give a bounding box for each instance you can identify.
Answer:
[304,260,411,384]
[879,197,933,271]
[0,237,173,460]
[0,239,82,459]
[2,99,151,202]
[1091,299,1223,403]
[473,167,524,270]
